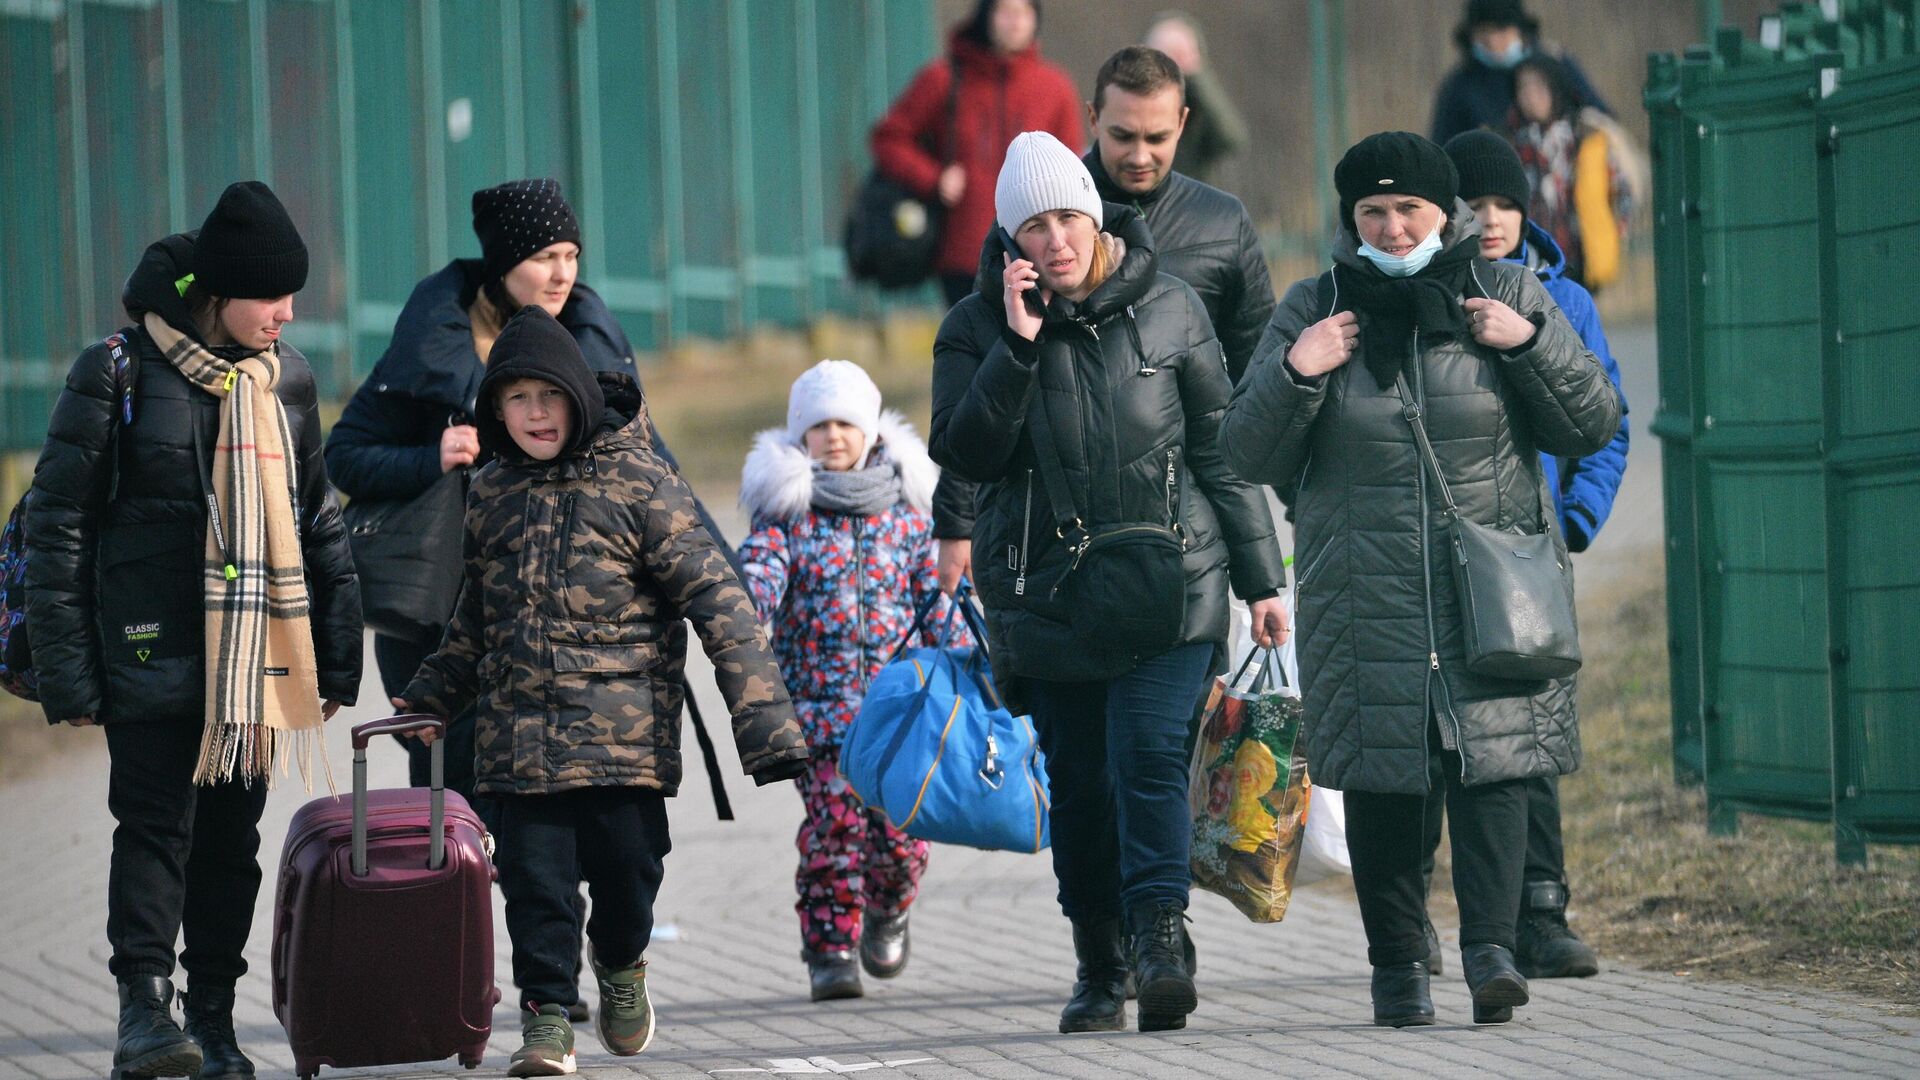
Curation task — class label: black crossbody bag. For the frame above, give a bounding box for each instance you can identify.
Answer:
[1394,371,1581,681]
[1026,381,1188,661]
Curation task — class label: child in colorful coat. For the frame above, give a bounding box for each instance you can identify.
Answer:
[737,359,957,1003]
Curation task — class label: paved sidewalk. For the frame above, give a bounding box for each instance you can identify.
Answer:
[4,637,1918,1080]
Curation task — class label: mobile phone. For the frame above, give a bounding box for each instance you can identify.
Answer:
[998,227,1047,319]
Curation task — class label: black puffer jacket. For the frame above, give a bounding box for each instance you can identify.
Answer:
[931,155,1277,539]
[929,206,1286,684]
[1219,210,1621,795]
[24,233,363,724]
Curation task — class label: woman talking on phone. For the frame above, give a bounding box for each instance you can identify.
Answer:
[928,132,1287,1035]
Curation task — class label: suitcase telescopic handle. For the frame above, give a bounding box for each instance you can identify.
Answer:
[349,715,447,876]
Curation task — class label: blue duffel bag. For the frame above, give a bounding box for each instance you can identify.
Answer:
[840,584,1050,853]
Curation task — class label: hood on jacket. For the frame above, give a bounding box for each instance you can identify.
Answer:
[122,232,206,339]
[365,259,637,417]
[739,409,936,522]
[476,311,608,462]
[971,202,1159,324]
[1516,219,1569,282]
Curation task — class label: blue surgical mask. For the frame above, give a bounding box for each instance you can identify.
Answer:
[1358,223,1446,278]
[1473,38,1530,69]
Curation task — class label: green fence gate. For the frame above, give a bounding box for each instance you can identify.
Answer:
[1648,0,1920,862]
[0,0,937,453]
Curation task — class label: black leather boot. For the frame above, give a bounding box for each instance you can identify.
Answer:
[1461,943,1530,1024]
[181,986,254,1080]
[110,976,202,1080]
[1370,961,1436,1027]
[1516,880,1600,979]
[1058,918,1128,1033]
[860,910,910,980]
[1127,903,1197,1033]
[804,950,864,1002]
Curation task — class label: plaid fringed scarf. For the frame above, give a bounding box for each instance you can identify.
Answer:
[145,313,325,788]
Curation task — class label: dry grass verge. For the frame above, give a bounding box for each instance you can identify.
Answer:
[1563,570,1920,1010]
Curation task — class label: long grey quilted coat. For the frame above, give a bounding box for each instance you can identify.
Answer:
[1219,208,1622,795]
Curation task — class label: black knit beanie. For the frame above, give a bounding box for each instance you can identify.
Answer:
[1445,130,1532,224]
[476,306,605,459]
[1334,132,1459,236]
[472,178,582,283]
[193,181,309,298]
[1465,0,1530,30]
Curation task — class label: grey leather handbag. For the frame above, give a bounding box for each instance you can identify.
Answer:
[1396,373,1582,681]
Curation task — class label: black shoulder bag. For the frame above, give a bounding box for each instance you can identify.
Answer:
[343,418,469,644]
[1026,377,1188,661]
[1394,372,1581,681]
[845,65,961,289]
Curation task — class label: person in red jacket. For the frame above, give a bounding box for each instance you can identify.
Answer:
[870,0,1083,306]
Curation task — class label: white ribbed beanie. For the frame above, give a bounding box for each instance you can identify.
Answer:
[786,359,883,450]
[994,131,1104,235]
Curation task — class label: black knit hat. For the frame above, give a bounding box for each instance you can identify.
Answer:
[476,306,605,459]
[1334,131,1459,235]
[193,181,308,298]
[472,178,582,283]
[1464,0,1531,30]
[1445,130,1532,223]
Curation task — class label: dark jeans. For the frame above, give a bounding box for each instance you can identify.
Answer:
[940,272,976,308]
[105,721,270,988]
[1420,774,1566,893]
[1026,643,1214,923]
[374,633,479,800]
[493,788,671,1007]
[1346,722,1528,967]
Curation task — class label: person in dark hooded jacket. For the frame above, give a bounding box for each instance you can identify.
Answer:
[25,181,362,1080]
[930,132,1287,1036]
[1221,132,1620,1029]
[325,179,734,798]
[1429,0,1608,146]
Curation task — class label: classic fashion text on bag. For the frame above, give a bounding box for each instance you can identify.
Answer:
[344,468,467,644]
[1395,372,1581,680]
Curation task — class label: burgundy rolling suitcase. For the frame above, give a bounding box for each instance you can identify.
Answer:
[272,716,499,1078]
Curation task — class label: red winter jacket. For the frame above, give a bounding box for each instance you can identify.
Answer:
[871,27,1084,278]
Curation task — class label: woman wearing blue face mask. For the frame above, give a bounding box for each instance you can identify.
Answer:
[1429,0,1608,145]
[1220,131,1621,1030]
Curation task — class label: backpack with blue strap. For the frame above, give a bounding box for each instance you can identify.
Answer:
[1,333,139,702]
[839,580,1051,853]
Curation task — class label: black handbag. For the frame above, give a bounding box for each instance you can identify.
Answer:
[1395,372,1581,681]
[1027,380,1188,660]
[343,468,467,644]
[845,67,961,290]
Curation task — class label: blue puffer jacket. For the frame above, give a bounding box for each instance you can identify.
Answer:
[1511,222,1629,552]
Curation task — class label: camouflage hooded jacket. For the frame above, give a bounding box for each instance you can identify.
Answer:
[404,375,807,796]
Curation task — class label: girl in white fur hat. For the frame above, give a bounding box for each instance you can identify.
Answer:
[736,359,957,1003]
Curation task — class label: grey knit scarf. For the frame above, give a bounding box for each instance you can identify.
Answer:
[810,457,903,517]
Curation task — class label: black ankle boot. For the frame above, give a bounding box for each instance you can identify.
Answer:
[1059,918,1128,1033]
[111,976,202,1080]
[1127,903,1197,1032]
[803,950,864,1002]
[181,986,254,1080]
[1370,961,1436,1027]
[1461,943,1530,1024]
[1516,880,1600,979]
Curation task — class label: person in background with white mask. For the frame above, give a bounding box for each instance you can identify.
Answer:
[1430,0,1608,145]
[1219,131,1620,1030]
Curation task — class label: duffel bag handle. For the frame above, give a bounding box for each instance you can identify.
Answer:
[349,714,446,876]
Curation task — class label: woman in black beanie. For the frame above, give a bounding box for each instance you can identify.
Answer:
[324,179,736,806]
[25,181,363,1080]
[1220,132,1621,1028]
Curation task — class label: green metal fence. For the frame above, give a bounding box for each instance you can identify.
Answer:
[1647,0,1920,862]
[0,0,936,451]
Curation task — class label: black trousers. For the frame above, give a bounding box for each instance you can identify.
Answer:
[374,633,479,799]
[105,721,270,987]
[1345,723,1528,967]
[493,788,671,1007]
[1420,774,1565,894]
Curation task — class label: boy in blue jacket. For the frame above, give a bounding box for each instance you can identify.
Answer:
[1420,130,1631,981]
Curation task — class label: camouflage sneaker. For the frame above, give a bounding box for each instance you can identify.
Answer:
[507,1004,576,1077]
[590,954,655,1056]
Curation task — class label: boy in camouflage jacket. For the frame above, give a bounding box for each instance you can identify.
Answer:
[399,307,807,1076]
